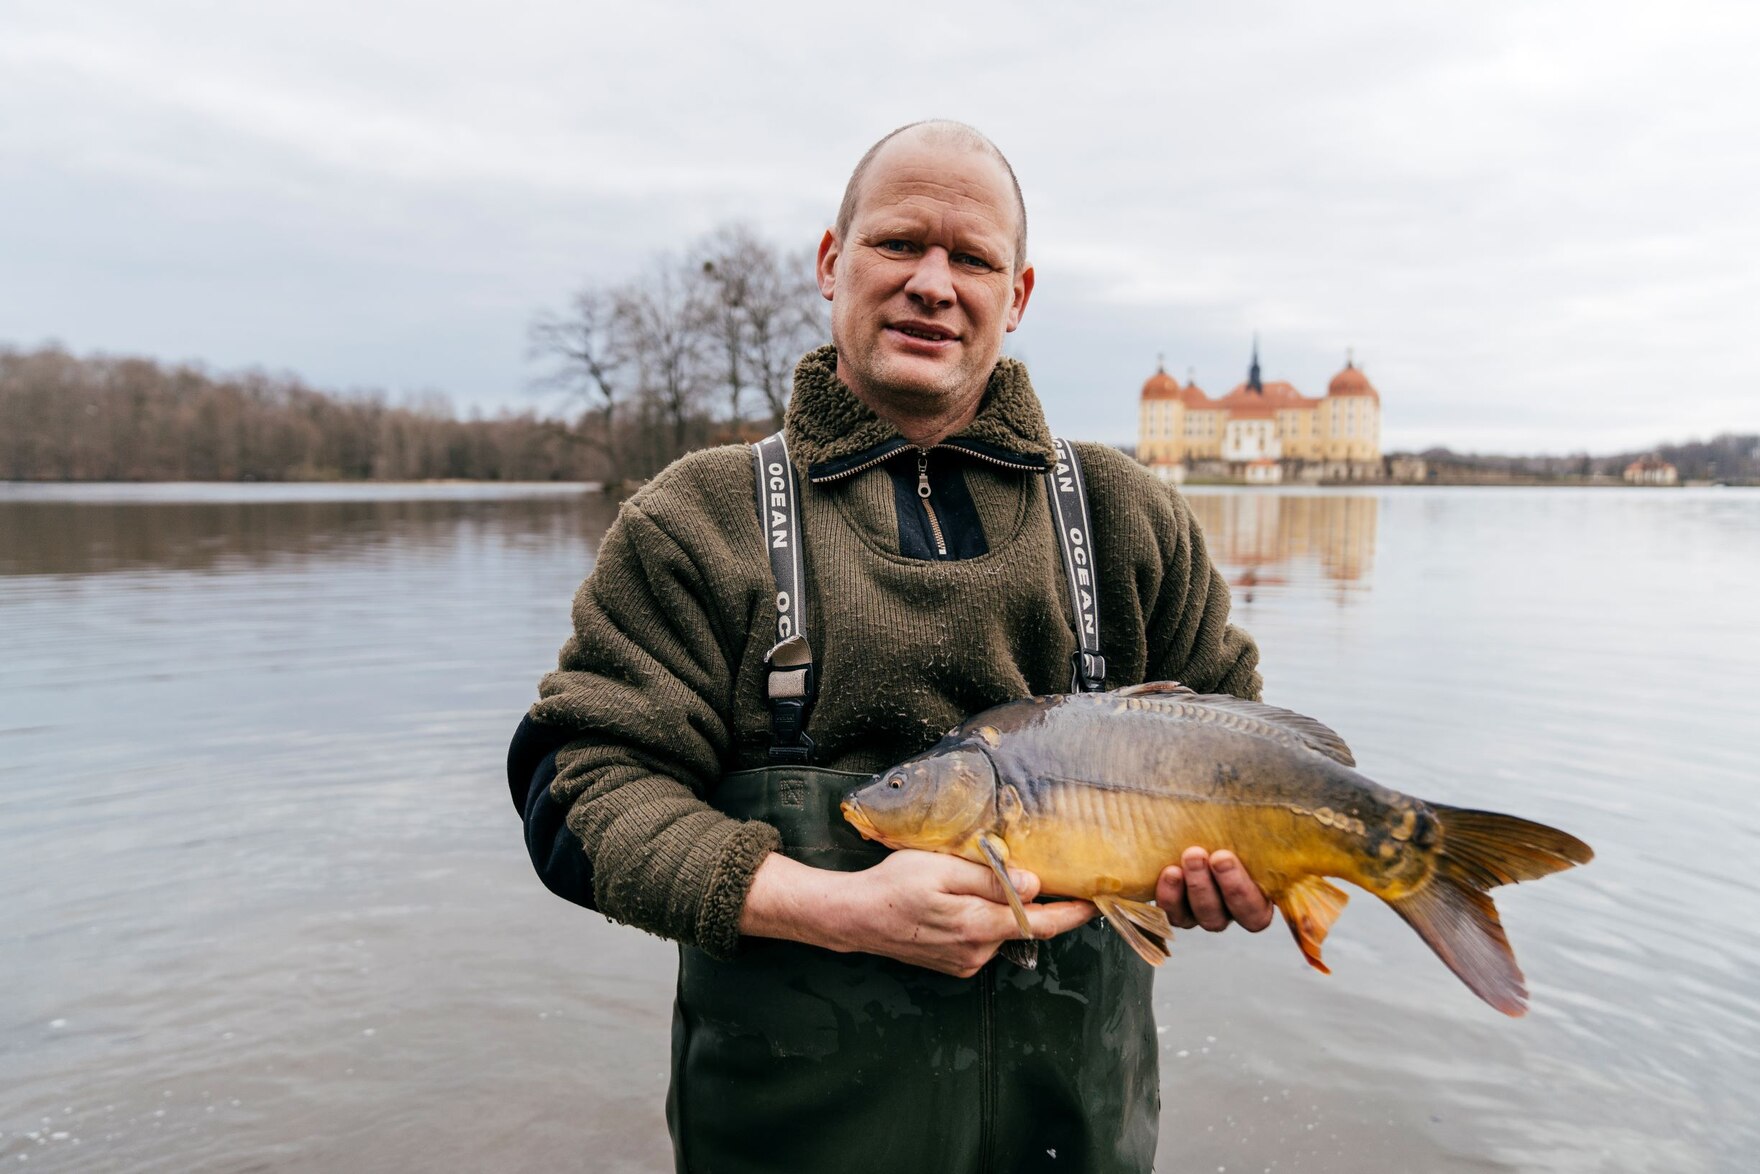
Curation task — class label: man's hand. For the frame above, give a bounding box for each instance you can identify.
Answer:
[1156,847,1275,933]
[740,849,1096,978]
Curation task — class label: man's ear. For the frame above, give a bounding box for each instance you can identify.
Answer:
[1005,264,1035,332]
[815,229,839,301]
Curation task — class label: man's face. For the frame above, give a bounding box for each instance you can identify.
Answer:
[817,139,1034,419]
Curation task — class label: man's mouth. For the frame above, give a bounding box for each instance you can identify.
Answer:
[887,322,958,343]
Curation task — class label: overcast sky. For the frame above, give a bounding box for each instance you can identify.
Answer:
[4,1,1755,453]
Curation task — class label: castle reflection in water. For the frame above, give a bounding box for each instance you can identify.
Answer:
[1182,491,1378,598]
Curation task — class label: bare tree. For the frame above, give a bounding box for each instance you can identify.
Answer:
[527,222,827,468]
[528,288,628,483]
[696,226,826,433]
[746,245,826,431]
[616,258,709,463]
[696,224,760,429]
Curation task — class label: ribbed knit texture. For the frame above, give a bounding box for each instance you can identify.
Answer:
[531,347,1261,957]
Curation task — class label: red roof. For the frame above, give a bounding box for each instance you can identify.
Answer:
[1217,380,1318,410]
[1141,369,1182,400]
[1327,361,1379,400]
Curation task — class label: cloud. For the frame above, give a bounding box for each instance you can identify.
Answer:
[2,0,1755,452]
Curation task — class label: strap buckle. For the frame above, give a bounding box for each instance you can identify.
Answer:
[1071,650,1107,693]
[765,634,817,763]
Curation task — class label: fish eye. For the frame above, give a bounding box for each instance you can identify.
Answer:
[887,773,904,789]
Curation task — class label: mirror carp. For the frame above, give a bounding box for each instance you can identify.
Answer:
[841,681,1594,1016]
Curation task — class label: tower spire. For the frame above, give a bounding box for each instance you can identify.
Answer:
[1248,334,1263,395]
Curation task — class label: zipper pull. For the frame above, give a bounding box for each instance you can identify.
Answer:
[917,451,932,499]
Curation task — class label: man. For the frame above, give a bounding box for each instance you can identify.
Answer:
[510,121,1270,1174]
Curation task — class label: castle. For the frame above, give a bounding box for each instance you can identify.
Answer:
[1137,342,1382,483]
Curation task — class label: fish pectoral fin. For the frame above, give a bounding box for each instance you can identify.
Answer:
[977,833,1034,941]
[998,940,1040,971]
[1094,895,1172,967]
[1275,876,1351,975]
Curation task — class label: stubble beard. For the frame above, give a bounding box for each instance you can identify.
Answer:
[841,337,994,436]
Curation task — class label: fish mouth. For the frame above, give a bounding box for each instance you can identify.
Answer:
[840,798,880,841]
[841,797,905,848]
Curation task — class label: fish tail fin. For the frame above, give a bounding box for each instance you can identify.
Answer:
[1274,876,1350,975]
[1389,807,1594,1017]
[1426,805,1595,885]
[1095,895,1173,967]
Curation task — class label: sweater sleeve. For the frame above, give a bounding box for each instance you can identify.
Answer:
[1143,483,1263,702]
[526,493,781,959]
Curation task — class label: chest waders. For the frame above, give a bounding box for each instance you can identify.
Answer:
[666,436,1159,1174]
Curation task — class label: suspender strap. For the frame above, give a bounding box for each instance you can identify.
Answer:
[752,432,816,763]
[1046,438,1106,692]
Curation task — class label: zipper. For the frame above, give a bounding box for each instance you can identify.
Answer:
[978,961,997,1173]
[916,450,949,557]
[809,441,1045,484]
[811,441,1045,561]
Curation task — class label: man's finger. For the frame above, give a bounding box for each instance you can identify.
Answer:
[932,854,1043,906]
[1180,846,1231,932]
[1156,864,1198,930]
[1024,899,1097,940]
[1209,851,1273,932]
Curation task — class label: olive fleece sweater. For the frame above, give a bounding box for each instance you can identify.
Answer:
[528,345,1261,957]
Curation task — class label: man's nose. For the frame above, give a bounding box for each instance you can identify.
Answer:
[903,248,955,308]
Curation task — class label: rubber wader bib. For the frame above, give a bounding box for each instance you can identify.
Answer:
[664,434,1158,1174]
[669,768,1160,1174]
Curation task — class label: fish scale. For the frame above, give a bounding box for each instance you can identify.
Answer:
[841,681,1594,1016]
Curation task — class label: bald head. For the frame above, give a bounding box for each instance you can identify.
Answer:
[835,120,1028,271]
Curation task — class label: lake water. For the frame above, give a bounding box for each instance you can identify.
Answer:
[2,482,1756,1173]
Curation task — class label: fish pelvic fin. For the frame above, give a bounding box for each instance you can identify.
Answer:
[1094,895,1173,967]
[1274,876,1350,976]
[1388,808,1593,1018]
[977,833,1034,940]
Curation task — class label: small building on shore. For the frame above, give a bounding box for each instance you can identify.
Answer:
[1138,342,1382,484]
[1624,456,1679,486]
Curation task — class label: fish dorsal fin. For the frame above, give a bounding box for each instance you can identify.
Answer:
[1195,697,1356,766]
[1113,684,1356,767]
[1113,681,1198,699]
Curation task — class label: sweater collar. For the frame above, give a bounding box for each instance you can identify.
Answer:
[784,344,1058,482]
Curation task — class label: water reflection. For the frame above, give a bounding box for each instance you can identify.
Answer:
[0,491,619,577]
[1184,490,1378,597]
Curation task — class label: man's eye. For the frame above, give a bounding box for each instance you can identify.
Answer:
[878,240,915,254]
[954,253,994,270]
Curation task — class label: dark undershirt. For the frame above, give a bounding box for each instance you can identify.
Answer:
[887,450,989,560]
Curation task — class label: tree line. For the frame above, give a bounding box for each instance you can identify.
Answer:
[1404,434,1760,484]
[1,222,826,483]
[0,345,589,482]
